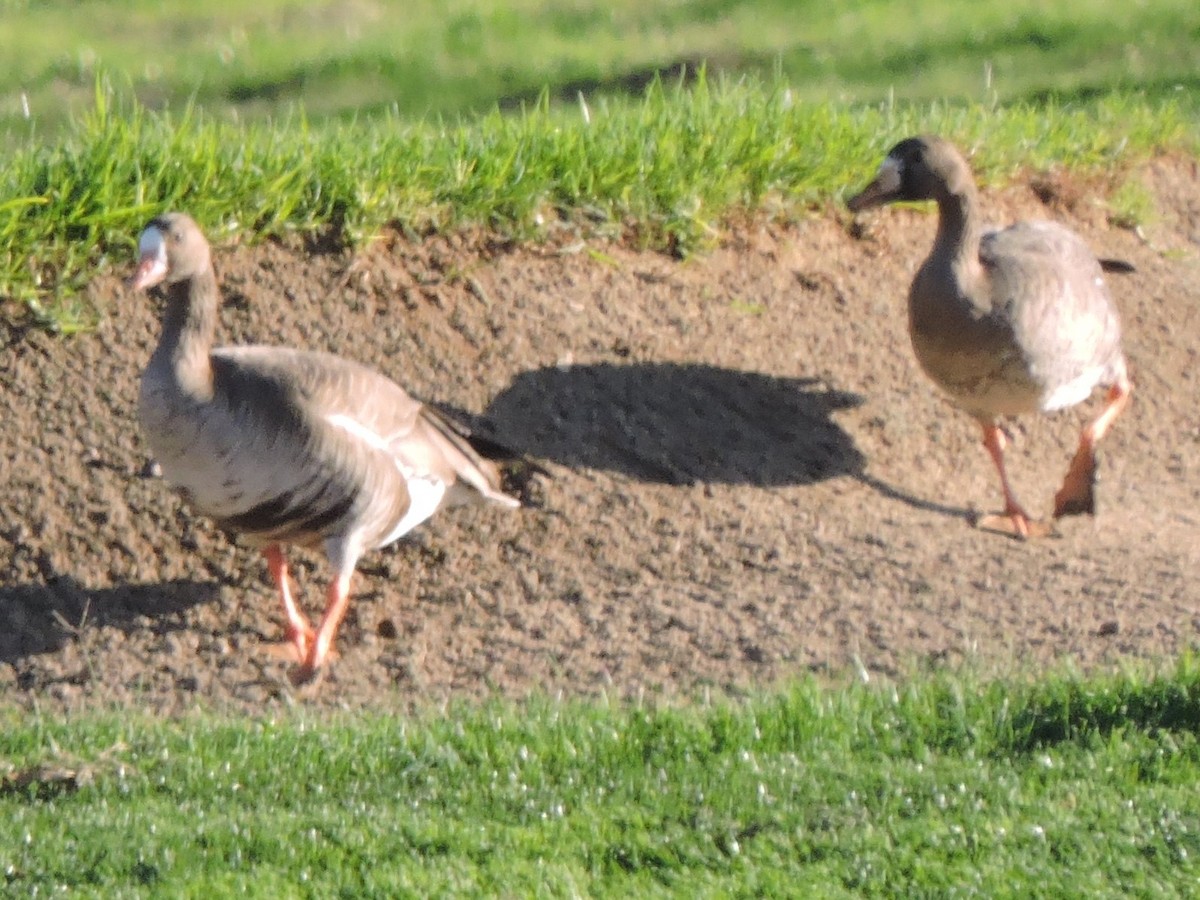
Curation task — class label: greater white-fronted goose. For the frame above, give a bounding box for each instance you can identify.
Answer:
[131,212,520,681]
[847,135,1131,537]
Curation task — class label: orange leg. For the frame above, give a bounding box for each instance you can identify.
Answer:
[1054,378,1132,519]
[977,422,1035,538]
[292,569,354,684]
[263,545,314,661]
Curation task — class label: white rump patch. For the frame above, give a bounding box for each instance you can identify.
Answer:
[326,413,447,545]
[1042,368,1105,412]
[383,474,447,545]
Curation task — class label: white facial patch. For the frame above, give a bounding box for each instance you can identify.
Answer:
[874,155,903,194]
[131,224,170,289]
[138,225,167,266]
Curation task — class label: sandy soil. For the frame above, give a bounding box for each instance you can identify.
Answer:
[2,157,1198,715]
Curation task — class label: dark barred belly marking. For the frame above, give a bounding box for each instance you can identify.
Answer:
[218,485,357,540]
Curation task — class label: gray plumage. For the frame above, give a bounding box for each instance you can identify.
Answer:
[848,135,1131,536]
[133,212,518,679]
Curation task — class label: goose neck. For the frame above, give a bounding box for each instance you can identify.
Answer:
[152,268,218,389]
[933,186,984,280]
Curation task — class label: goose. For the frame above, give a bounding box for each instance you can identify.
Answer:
[847,135,1131,537]
[131,212,521,682]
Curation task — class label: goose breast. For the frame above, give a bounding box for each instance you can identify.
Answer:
[140,345,427,551]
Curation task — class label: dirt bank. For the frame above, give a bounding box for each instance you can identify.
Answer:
[2,156,1197,714]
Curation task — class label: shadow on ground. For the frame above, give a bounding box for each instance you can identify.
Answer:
[0,578,220,664]
[474,361,865,486]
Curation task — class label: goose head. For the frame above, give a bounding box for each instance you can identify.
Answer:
[130,212,211,291]
[847,135,974,212]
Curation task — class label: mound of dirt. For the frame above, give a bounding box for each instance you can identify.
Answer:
[2,158,1198,714]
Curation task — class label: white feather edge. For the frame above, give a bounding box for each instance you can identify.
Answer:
[325,412,447,545]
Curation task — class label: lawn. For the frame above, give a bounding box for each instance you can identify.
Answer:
[2,0,1197,135]
[1,79,1195,332]
[1,1,1197,330]
[4,663,1200,895]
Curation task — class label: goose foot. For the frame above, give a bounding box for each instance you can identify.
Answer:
[290,660,324,686]
[1054,378,1130,520]
[286,623,316,662]
[285,642,340,685]
[975,510,1053,540]
[977,423,1051,539]
[263,544,319,660]
[1054,448,1097,519]
[260,632,330,663]
[289,572,354,685]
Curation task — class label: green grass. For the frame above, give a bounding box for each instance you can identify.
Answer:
[2,75,1196,332]
[4,661,1200,895]
[2,0,1198,331]
[2,0,1198,138]
[1106,174,1159,232]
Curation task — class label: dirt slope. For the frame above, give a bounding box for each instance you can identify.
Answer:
[2,157,1198,714]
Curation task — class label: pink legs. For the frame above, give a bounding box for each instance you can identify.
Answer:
[263,545,314,661]
[974,374,1131,538]
[976,422,1036,538]
[1053,379,1132,519]
[292,570,354,684]
[261,545,356,684]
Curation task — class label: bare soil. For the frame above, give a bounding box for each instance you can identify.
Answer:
[2,158,1198,715]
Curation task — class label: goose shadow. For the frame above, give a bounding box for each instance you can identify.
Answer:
[467,361,866,487]
[0,576,220,666]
